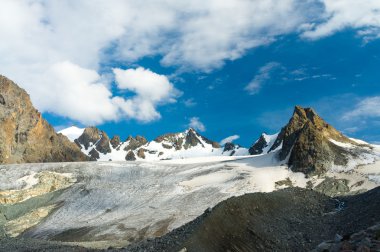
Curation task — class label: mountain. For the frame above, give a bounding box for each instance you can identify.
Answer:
[63,127,248,161]
[0,76,88,164]
[249,106,375,175]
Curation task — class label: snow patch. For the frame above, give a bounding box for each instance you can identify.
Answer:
[58,126,85,142]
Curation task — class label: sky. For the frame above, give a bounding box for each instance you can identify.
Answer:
[1,0,380,146]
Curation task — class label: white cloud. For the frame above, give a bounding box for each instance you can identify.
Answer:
[245,62,280,95]
[41,61,119,125]
[0,0,379,125]
[183,98,197,108]
[113,67,181,122]
[342,96,380,120]
[220,135,240,145]
[188,117,206,132]
[302,0,380,40]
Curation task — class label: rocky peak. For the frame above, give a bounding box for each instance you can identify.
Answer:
[270,106,363,175]
[95,131,111,154]
[184,128,204,149]
[155,128,220,150]
[75,127,111,156]
[110,135,121,149]
[248,133,279,155]
[0,75,88,163]
[223,142,236,152]
[75,127,102,150]
[124,135,147,151]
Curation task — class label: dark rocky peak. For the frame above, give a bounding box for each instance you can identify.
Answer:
[75,127,111,154]
[0,75,87,163]
[250,134,268,155]
[110,135,121,149]
[184,128,220,148]
[124,135,147,151]
[75,127,102,150]
[125,150,136,161]
[223,142,236,152]
[249,135,266,155]
[184,128,204,149]
[249,133,279,155]
[155,128,220,150]
[269,106,365,175]
[274,106,355,160]
[95,131,111,154]
[88,148,100,161]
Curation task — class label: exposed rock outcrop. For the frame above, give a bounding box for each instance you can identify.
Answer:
[75,127,111,157]
[249,134,268,155]
[110,135,121,149]
[223,142,235,152]
[125,151,136,161]
[75,127,101,150]
[0,75,88,164]
[155,133,184,150]
[155,128,220,150]
[124,136,148,151]
[95,132,111,154]
[88,148,100,161]
[137,148,146,159]
[268,106,367,175]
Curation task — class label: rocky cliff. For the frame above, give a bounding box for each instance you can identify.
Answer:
[0,75,88,164]
[249,106,373,175]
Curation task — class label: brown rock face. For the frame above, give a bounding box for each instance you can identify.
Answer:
[124,135,147,151]
[75,127,111,155]
[271,106,360,175]
[75,127,101,150]
[125,151,136,161]
[137,148,146,159]
[0,75,88,164]
[110,135,121,149]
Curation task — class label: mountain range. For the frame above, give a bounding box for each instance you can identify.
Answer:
[0,75,380,251]
[59,106,377,177]
[0,74,378,178]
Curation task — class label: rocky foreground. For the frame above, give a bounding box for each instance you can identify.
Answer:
[1,187,379,252]
[124,187,380,252]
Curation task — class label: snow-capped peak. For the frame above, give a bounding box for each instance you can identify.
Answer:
[249,132,279,155]
[58,126,85,142]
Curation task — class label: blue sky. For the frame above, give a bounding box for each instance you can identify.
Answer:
[46,30,380,146]
[2,1,380,146]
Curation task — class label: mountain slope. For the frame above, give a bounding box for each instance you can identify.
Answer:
[126,187,380,252]
[249,106,375,175]
[0,76,88,164]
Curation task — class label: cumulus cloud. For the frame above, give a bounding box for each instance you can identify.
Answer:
[0,0,379,124]
[113,67,181,122]
[41,61,119,125]
[220,135,240,145]
[188,117,206,132]
[302,0,380,40]
[342,96,380,120]
[245,62,280,95]
[183,98,197,108]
